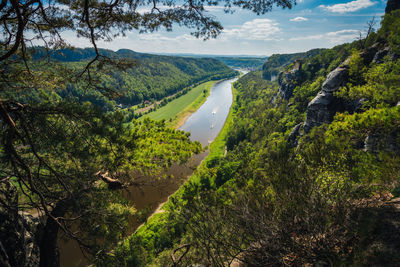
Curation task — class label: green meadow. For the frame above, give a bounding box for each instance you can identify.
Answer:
[144,81,215,128]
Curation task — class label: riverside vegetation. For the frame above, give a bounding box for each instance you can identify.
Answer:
[103,5,400,266]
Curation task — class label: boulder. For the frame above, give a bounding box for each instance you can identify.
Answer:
[320,65,349,93]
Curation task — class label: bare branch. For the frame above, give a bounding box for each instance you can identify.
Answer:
[171,243,191,267]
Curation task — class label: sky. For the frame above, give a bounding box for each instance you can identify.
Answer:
[65,0,388,56]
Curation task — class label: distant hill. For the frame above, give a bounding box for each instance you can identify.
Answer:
[213,57,267,70]
[262,49,325,80]
[153,52,268,70]
[29,47,237,110]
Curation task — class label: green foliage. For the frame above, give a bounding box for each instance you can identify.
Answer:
[262,49,325,80]
[46,50,236,108]
[145,81,216,125]
[348,51,368,84]
[0,88,202,263]
[377,10,400,53]
[337,59,400,107]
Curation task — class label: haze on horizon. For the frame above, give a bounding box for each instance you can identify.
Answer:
[64,0,387,56]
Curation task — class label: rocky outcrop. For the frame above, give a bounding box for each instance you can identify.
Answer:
[277,60,303,100]
[303,61,350,133]
[385,0,400,14]
[0,181,43,267]
[364,132,400,155]
[302,42,400,135]
[288,123,303,147]
[373,46,399,64]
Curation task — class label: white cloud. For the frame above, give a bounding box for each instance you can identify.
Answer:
[204,5,227,12]
[222,19,280,40]
[319,0,376,13]
[290,17,308,22]
[289,29,359,44]
[138,33,196,42]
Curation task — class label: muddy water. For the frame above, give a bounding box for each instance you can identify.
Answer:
[59,78,235,266]
[58,152,208,267]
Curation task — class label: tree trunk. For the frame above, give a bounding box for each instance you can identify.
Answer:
[39,201,70,267]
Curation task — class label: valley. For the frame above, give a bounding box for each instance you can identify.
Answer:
[1,0,400,266]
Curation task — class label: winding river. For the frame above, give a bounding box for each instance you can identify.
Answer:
[59,77,236,267]
[179,78,236,145]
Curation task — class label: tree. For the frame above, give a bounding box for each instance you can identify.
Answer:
[0,0,296,266]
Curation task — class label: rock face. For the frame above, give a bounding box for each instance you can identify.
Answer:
[373,46,390,63]
[364,132,400,155]
[288,123,303,146]
[0,181,43,267]
[277,60,303,100]
[385,0,400,14]
[304,62,349,133]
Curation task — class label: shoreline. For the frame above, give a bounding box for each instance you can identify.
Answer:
[171,78,232,129]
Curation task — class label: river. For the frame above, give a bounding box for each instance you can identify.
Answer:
[179,78,236,146]
[59,77,236,266]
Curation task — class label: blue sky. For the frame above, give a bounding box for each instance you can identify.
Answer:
[67,0,388,56]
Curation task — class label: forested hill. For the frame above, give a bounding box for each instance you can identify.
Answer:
[106,3,400,265]
[30,47,236,110]
[211,56,267,70]
[153,52,267,70]
[262,48,325,80]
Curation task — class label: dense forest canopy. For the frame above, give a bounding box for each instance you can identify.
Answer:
[0,0,297,266]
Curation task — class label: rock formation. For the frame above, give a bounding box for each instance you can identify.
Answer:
[303,61,350,133]
[277,60,303,100]
[385,0,400,14]
[0,181,43,267]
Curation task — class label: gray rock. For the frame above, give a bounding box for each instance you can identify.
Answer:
[321,65,349,93]
[360,44,379,65]
[385,0,400,14]
[364,132,400,155]
[364,133,380,153]
[373,47,390,64]
[277,60,303,100]
[303,61,350,133]
[288,123,303,147]
[0,181,43,267]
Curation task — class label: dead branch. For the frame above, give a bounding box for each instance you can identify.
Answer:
[171,243,191,267]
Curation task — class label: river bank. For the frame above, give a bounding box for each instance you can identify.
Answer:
[145,80,215,128]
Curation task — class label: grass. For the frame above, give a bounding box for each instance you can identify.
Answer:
[144,81,215,128]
